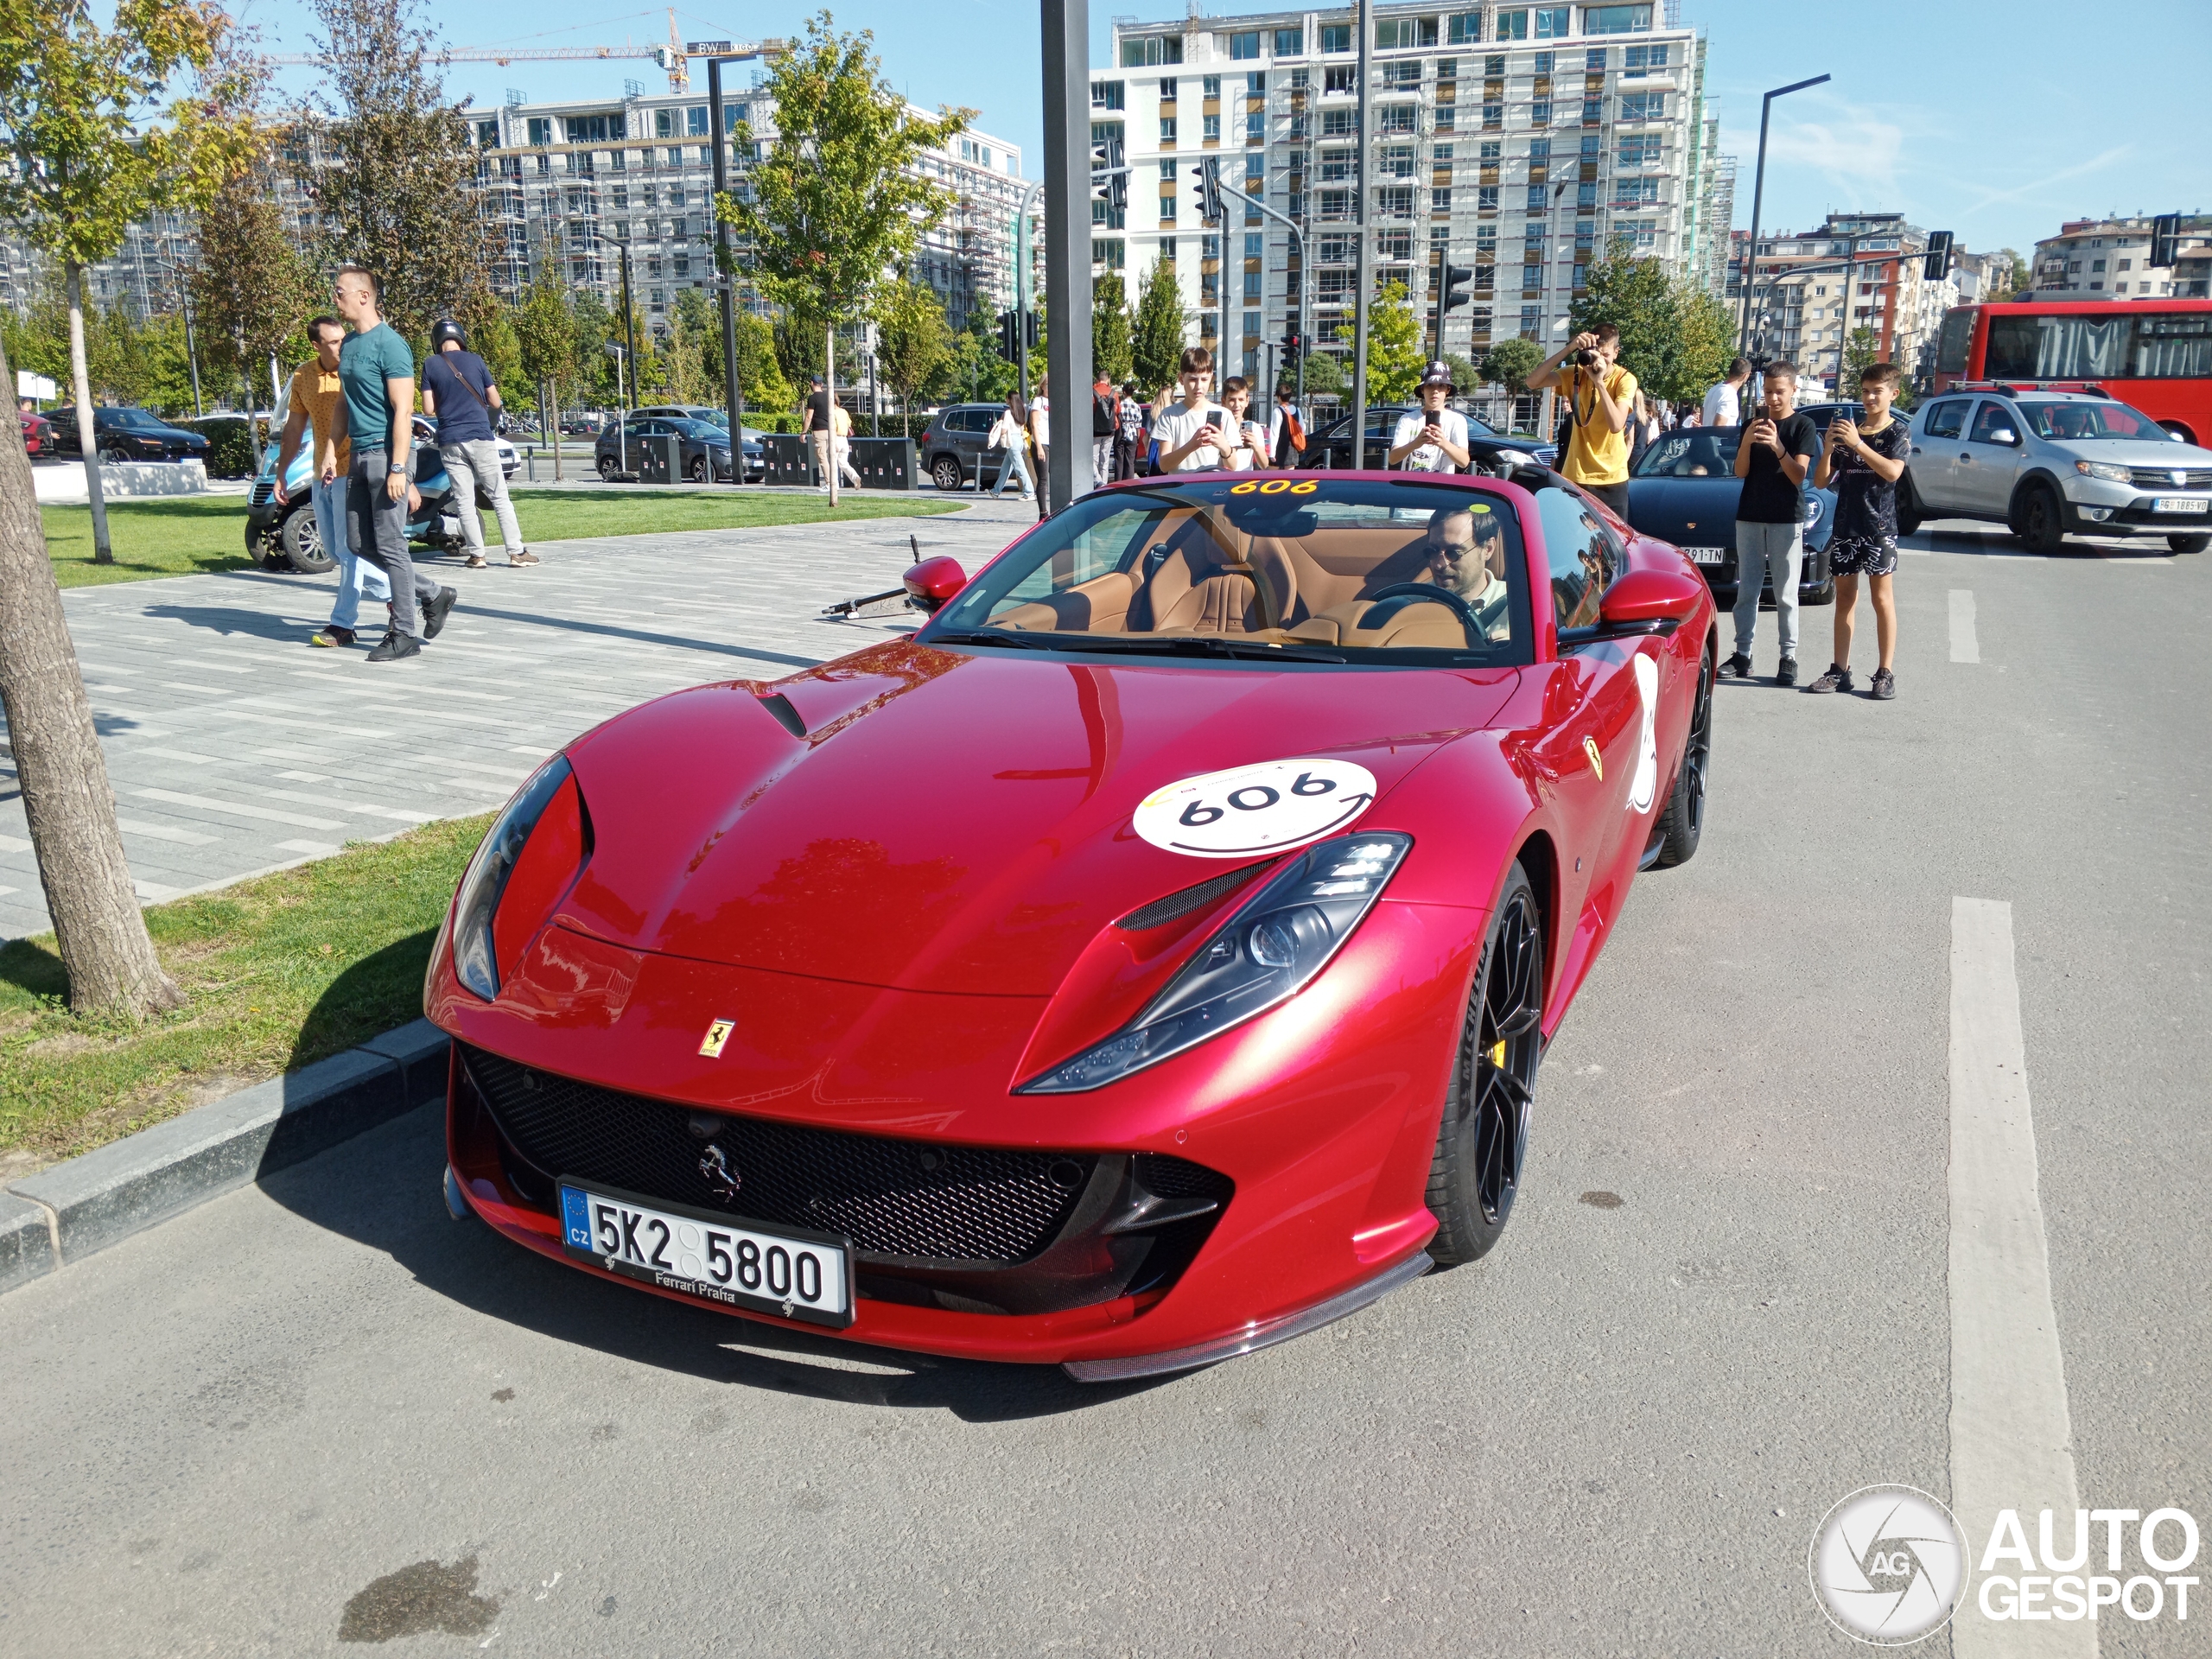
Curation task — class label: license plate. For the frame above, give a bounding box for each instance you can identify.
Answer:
[557,1179,855,1328]
[2152,497,2207,514]
[1683,545,1729,565]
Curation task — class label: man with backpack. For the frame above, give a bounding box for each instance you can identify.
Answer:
[421,318,533,569]
[1091,373,1118,492]
[1268,383,1307,469]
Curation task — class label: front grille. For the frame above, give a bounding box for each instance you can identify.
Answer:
[461,1045,1090,1264]
[250,480,275,506]
[2129,467,2212,489]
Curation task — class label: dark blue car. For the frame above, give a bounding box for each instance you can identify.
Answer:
[1625,426,1836,610]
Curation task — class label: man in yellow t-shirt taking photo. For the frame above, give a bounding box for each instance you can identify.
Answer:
[1527,322,1637,519]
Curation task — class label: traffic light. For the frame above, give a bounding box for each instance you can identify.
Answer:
[997,310,1020,363]
[1923,230,1954,282]
[1440,264,1474,314]
[1281,331,1303,369]
[1197,156,1224,225]
[1025,310,1039,351]
[1090,137,1127,215]
[2151,213,2182,269]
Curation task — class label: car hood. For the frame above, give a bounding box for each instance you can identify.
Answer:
[2063,439,2212,468]
[556,639,1522,995]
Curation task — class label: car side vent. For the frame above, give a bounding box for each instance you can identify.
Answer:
[1116,863,1266,931]
[757,692,807,739]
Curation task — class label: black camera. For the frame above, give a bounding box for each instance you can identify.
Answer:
[1572,349,1599,368]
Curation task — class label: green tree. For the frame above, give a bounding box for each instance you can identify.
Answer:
[874,277,952,435]
[0,0,258,1016]
[1338,279,1424,401]
[1294,348,1347,400]
[1568,237,1735,408]
[192,159,320,462]
[1130,254,1187,393]
[733,307,795,422]
[295,0,498,340]
[1669,285,1736,410]
[1478,335,1543,397]
[1092,269,1133,387]
[718,10,969,500]
[1840,326,1884,394]
[655,294,712,404]
[510,261,575,470]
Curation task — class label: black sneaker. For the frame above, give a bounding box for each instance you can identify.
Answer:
[1718,652,1753,680]
[365,630,422,663]
[1870,668,1897,700]
[1805,664,1853,694]
[423,586,459,639]
[1776,657,1798,687]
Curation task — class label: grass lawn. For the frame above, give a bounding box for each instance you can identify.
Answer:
[39,487,963,588]
[0,816,490,1177]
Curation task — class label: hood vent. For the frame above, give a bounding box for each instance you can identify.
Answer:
[757,692,808,739]
[1116,862,1268,932]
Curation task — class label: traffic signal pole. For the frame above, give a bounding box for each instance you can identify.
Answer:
[1351,0,1372,467]
[1215,173,1307,407]
[1039,0,1093,512]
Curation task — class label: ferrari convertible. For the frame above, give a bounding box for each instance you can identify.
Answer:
[428,468,1718,1381]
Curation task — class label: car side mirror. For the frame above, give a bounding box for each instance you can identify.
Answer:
[903,556,968,613]
[1991,429,2019,447]
[1558,566,1703,649]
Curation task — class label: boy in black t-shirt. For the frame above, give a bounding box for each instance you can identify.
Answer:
[1724,360,1823,685]
[1806,362,1911,700]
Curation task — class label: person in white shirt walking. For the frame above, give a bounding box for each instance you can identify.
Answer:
[1702,357,1751,430]
[1267,383,1308,468]
[1389,361,1472,472]
[1152,347,1235,473]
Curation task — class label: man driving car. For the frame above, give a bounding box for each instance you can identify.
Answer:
[1421,505,1512,641]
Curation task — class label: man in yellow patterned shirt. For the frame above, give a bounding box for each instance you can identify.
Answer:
[273,315,391,648]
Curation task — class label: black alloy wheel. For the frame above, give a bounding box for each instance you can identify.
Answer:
[688,454,709,482]
[931,454,963,493]
[1654,645,1713,868]
[597,454,620,481]
[1427,862,1546,1265]
[2018,483,2066,555]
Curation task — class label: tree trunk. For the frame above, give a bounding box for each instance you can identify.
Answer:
[0,330,184,1017]
[64,262,114,565]
[824,322,839,507]
[550,380,563,481]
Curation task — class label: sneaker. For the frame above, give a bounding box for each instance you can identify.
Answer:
[365,630,422,663]
[309,625,356,649]
[506,549,540,567]
[423,586,459,639]
[1804,664,1853,694]
[1718,652,1753,680]
[463,553,488,569]
[1776,657,1798,687]
[1870,668,1897,700]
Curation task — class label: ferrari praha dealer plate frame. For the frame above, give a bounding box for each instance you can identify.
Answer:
[557,1178,856,1328]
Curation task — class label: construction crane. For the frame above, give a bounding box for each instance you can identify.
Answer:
[266,10,784,94]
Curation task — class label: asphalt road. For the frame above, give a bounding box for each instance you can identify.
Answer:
[1,516,2205,1657]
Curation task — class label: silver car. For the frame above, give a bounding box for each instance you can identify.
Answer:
[1902,387,2212,554]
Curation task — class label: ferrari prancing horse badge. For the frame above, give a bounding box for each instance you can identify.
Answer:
[698,1019,735,1058]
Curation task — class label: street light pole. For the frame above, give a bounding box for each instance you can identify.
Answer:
[1736,73,1830,354]
[707,54,746,481]
[1351,0,1373,467]
[600,231,639,475]
[1039,0,1093,512]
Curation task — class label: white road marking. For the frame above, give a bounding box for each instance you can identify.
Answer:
[114,819,219,846]
[258,789,435,823]
[1948,898,2093,1659]
[135,788,346,831]
[131,879,181,899]
[1948,589,1980,664]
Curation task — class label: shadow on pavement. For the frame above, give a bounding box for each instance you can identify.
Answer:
[142,602,322,643]
[447,602,820,670]
[260,1092,1173,1425]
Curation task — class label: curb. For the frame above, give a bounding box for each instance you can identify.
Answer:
[0,1017,449,1297]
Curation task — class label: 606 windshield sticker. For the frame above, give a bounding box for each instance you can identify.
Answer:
[1134,758,1379,858]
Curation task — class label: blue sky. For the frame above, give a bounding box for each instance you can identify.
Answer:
[244,0,2209,258]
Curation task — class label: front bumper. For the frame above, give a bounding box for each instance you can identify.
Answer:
[2061,478,2210,534]
[431,901,1473,1371]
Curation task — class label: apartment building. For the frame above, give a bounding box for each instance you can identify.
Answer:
[0,87,1028,341]
[2029,215,2211,300]
[1726,213,1952,388]
[1095,0,1731,387]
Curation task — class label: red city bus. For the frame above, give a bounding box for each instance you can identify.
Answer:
[1929,298,2212,444]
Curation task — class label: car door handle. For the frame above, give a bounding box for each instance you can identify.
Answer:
[1958,454,1972,463]
[1910,445,1922,454]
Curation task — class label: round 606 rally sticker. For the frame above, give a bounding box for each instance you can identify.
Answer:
[1134,758,1378,859]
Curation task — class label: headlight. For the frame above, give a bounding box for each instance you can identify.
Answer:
[1018,832,1413,1094]
[1801,492,1825,526]
[450,754,582,1001]
[2074,459,2130,485]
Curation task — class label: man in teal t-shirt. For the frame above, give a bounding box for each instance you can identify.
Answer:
[327,264,454,661]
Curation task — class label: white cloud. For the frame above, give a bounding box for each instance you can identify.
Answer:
[1763,115,1909,201]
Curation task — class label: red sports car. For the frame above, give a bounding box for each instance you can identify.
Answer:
[429,467,1717,1381]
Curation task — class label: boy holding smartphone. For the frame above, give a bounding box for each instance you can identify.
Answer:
[1154,347,1236,472]
[1806,363,1910,699]
[1725,360,1822,684]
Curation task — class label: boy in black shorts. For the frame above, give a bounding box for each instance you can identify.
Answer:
[1807,361,1911,699]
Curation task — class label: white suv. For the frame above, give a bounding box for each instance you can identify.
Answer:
[1902,387,2211,555]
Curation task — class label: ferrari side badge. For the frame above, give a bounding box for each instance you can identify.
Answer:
[698,1018,736,1058]
[1582,736,1604,780]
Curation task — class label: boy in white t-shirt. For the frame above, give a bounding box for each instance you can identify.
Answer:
[1217,376,1268,470]
[1152,346,1236,472]
[1389,361,1472,472]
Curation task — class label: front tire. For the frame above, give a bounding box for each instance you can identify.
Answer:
[1653,646,1713,868]
[2169,532,2209,554]
[597,454,620,481]
[280,505,334,574]
[688,455,708,483]
[1426,864,1546,1266]
[931,454,963,493]
[2017,482,2066,554]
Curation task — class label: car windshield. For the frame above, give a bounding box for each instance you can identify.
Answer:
[2018,401,2170,442]
[98,408,162,429]
[922,476,1534,666]
[1634,429,1738,478]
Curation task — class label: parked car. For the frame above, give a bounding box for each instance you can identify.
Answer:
[918,402,1020,492]
[1304,404,1556,472]
[594,415,737,483]
[19,410,52,457]
[630,404,735,427]
[1793,401,1866,434]
[42,404,209,463]
[1899,385,2210,554]
[1624,425,1837,610]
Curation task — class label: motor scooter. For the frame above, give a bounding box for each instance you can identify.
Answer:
[245,411,466,573]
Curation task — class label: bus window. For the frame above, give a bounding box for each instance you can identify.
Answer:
[1986,313,2133,380]
[1935,308,1975,375]
[2131,313,2212,379]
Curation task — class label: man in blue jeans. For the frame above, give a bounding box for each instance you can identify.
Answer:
[273,315,391,648]
[1724,359,1821,685]
[326,264,454,663]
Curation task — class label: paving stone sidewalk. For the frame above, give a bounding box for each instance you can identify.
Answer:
[0,494,1038,943]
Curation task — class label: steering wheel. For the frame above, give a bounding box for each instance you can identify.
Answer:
[1362,582,1484,649]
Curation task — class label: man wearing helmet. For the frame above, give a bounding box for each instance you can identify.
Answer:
[422,317,533,569]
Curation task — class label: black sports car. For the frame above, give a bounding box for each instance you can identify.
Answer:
[41,405,209,463]
[1304,404,1560,472]
[1625,426,1836,610]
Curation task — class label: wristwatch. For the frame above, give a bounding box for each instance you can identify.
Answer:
[388,461,406,475]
